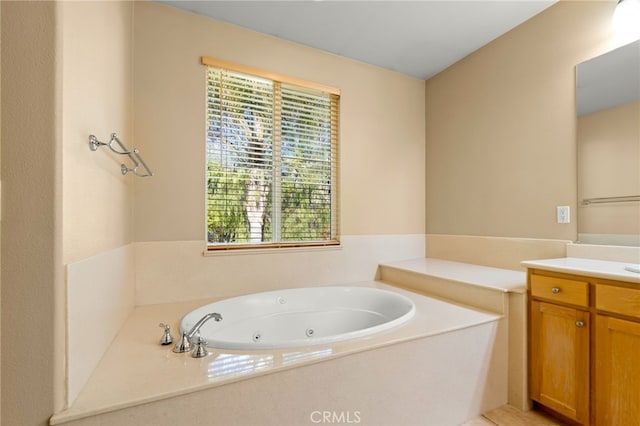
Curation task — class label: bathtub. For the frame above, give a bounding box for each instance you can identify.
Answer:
[51,281,508,426]
[179,286,416,350]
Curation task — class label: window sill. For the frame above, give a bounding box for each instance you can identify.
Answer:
[202,242,342,257]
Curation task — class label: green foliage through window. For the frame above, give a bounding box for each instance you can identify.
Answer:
[206,66,339,247]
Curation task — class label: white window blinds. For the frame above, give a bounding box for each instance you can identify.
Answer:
[204,58,339,249]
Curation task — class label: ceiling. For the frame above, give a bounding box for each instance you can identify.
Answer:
[157,0,557,80]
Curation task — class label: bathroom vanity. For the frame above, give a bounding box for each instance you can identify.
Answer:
[522,258,640,426]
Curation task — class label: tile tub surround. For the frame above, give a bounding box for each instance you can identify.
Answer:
[425,235,570,271]
[64,234,424,407]
[50,282,507,425]
[66,244,135,407]
[378,258,527,314]
[134,234,426,305]
[380,258,528,292]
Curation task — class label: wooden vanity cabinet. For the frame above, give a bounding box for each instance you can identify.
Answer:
[528,273,590,424]
[528,270,640,426]
[594,284,640,425]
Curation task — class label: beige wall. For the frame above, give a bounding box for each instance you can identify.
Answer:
[425,0,626,241]
[1,2,65,425]
[60,0,135,406]
[133,2,426,242]
[1,0,636,424]
[578,101,640,237]
[61,1,134,265]
[2,1,134,424]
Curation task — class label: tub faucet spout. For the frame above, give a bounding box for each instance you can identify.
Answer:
[187,312,222,343]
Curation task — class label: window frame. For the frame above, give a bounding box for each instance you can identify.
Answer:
[202,57,340,251]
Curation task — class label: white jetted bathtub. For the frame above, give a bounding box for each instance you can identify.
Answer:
[179,286,416,350]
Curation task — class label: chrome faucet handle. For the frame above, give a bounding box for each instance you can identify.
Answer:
[192,337,209,358]
[173,331,191,353]
[158,323,174,345]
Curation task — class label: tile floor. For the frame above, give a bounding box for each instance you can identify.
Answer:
[463,404,570,425]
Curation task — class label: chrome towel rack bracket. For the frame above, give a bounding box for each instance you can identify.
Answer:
[89,133,153,177]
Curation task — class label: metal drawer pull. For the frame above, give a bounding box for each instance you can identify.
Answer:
[551,287,561,294]
[576,321,585,328]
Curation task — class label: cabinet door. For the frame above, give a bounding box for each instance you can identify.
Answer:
[530,300,589,424]
[595,315,640,426]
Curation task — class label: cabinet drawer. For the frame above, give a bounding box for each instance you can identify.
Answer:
[596,284,640,319]
[530,274,589,307]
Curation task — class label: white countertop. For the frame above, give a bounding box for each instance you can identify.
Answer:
[521,257,640,284]
[380,258,527,293]
[50,281,500,425]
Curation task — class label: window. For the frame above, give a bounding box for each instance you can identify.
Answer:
[203,57,340,250]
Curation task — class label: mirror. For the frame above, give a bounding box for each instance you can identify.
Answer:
[576,40,640,246]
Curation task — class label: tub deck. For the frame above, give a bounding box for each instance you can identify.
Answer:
[378,258,529,411]
[50,281,501,425]
[378,258,526,313]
